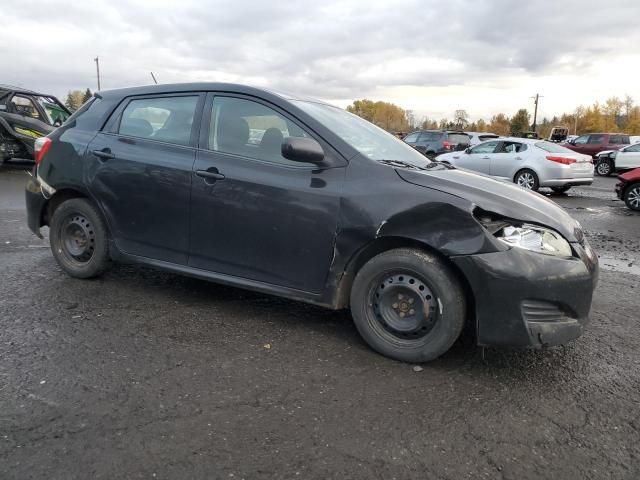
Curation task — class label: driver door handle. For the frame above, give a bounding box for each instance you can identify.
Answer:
[92,149,115,160]
[196,169,225,180]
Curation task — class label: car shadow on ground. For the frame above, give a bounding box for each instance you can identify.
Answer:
[86,262,590,384]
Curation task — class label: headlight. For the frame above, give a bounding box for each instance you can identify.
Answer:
[496,224,573,257]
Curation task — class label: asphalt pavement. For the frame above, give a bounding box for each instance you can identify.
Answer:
[1,162,639,479]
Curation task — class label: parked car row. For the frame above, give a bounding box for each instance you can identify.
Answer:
[434,137,593,193]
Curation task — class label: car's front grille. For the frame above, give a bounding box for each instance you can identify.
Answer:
[521,300,573,323]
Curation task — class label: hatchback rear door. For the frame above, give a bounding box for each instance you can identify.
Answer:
[188,93,345,293]
[87,93,204,264]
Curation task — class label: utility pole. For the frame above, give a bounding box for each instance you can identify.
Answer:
[531,93,542,132]
[94,56,101,91]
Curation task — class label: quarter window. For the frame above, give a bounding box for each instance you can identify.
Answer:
[209,96,309,165]
[118,96,198,146]
[470,141,499,154]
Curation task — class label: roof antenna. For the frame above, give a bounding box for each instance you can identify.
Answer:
[150,72,158,85]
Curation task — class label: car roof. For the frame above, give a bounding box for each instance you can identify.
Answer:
[97,82,332,106]
[0,83,58,98]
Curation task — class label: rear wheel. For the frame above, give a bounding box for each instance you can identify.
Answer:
[350,249,466,363]
[49,198,111,278]
[596,159,613,176]
[514,169,539,191]
[624,183,640,211]
[551,185,571,194]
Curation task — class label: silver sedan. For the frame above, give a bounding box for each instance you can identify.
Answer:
[436,137,594,192]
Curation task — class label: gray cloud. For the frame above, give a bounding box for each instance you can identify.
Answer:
[2,0,639,103]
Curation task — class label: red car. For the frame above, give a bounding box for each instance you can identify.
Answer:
[563,133,630,158]
[615,168,640,211]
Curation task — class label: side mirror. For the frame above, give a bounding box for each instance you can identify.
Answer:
[465,147,471,154]
[567,139,575,145]
[281,137,324,164]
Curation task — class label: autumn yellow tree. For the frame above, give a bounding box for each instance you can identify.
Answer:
[346,99,410,132]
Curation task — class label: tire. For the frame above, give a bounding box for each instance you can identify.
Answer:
[551,186,571,194]
[514,169,540,191]
[49,198,111,278]
[624,183,640,211]
[596,159,613,176]
[350,248,466,363]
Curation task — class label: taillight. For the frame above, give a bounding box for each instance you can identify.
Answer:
[34,137,52,165]
[442,141,453,150]
[546,155,576,165]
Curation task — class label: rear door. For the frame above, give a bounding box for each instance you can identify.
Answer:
[451,140,499,174]
[616,143,640,169]
[585,134,606,156]
[490,141,526,179]
[87,93,204,264]
[188,93,345,293]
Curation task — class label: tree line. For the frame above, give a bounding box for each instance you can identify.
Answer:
[64,88,93,111]
[346,95,640,137]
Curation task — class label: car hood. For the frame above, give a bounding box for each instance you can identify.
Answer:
[396,167,583,242]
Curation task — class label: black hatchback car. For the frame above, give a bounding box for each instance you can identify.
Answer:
[26,83,598,363]
[402,130,470,158]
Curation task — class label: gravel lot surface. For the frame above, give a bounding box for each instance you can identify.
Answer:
[1,163,639,479]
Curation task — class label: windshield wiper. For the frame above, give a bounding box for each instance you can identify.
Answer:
[378,159,427,170]
[424,160,455,170]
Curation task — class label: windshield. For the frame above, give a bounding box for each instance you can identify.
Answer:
[293,100,431,167]
[535,141,577,154]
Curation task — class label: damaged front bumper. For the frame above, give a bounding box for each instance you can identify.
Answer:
[452,240,599,348]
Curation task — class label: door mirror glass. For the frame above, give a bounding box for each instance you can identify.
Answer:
[464,147,471,154]
[282,137,324,163]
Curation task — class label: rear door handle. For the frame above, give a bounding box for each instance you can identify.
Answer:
[481,156,490,160]
[92,149,115,160]
[196,169,225,180]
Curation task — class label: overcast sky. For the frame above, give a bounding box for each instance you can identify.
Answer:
[3,0,640,121]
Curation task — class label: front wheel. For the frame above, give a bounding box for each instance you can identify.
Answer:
[596,159,613,176]
[350,249,466,363]
[624,183,640,211]
[514,169,540,191]
[49,198,111,278]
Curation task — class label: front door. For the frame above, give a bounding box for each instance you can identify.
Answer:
[87,94,203,264]
[617,143,640,169]
[188,94,344,293]
[453,140,499,175]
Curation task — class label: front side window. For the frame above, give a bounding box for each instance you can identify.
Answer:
[625,143,640,152]
[470,141,499,154]
[574,135,589,145]
[403,132,420,144]
[118,96,198,146]
[10,95,42,120]
[209,96,309,165]
[587,134,605,144]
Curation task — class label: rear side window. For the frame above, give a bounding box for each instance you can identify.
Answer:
[118,96,198,146]
[419,132,442,142]
[447,133,470,144]
[587,134,605,144]
[609,135,629,144]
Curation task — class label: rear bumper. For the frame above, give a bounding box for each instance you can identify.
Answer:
[452,240,598,348]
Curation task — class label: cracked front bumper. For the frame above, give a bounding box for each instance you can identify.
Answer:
[452,241,598,348]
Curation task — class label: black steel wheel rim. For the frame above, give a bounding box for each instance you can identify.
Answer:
[61,214,96,263]
[371,272,438,341]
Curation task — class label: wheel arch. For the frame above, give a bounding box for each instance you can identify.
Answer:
[332,236,476,332]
